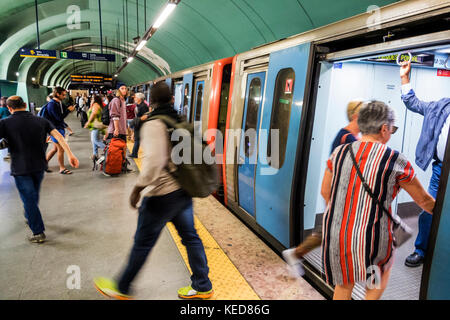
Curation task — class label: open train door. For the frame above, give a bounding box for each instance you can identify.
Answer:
[182,73,193,122]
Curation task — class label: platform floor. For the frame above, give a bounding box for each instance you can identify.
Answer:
[0,113,323,300]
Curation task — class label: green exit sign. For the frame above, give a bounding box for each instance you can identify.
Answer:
[60,51,68,59]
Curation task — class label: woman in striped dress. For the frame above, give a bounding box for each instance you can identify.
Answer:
[321,101,435,300]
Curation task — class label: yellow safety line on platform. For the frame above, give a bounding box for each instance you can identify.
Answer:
[126,141,260,300]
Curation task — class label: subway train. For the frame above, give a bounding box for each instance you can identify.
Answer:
[131,0,450,300]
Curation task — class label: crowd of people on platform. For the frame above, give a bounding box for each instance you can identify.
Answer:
[0,61,449,300]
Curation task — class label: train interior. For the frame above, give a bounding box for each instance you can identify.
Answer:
[303,44,450,299]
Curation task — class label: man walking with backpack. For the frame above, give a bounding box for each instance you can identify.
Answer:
[94,82,214,300]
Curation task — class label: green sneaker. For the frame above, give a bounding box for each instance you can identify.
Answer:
[178,285,214,299]
[93,277,133,300]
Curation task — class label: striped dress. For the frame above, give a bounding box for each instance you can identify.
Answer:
[322,141,415,286]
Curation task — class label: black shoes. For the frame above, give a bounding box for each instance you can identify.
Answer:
[28,233,46,244]
[405,252,424,267]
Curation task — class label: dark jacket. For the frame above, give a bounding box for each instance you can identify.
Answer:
[47,99,70,130]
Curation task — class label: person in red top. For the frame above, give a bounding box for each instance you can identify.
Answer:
[126,96,136,141]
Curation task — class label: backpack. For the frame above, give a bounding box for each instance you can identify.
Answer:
[37,102,49,119]
[145,115,219,198]
[103,138,127,175]
[101,99,112,126]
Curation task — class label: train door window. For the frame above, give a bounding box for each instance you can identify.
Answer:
[195,83,204,121]
[267,68,295,169]
[218,64,232,136]
[183,83,190,119]
[244,77,262,157]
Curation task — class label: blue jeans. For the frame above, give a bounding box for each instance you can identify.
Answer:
[131,135,140,157]
[118,189,212,294]
[414,160,442,257]
[13,171,45,235]
[90,129,105,156]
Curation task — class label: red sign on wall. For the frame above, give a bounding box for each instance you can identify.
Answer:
[437,69,450,77]
[285,78,293,94]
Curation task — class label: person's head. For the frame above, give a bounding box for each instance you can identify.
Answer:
[52,87,67,101]
[116,85,128,98]
[128,96,134,104]
[91,94,102,107]
[357,100,398,144]
[347,99,363,123]
[0,96,7,107]
[6,96,26,113]
[135,92,145,104]
[150,82,172,106]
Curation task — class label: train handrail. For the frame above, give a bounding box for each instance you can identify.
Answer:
[396,52,412,65]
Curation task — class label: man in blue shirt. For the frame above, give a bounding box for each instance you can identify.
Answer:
[400,61,450,267]
[0,96,11,160]
[45,87,75,174]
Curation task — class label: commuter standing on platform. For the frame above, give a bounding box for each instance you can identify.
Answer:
[321,101,434,300]
[399,61,450,267]
[0,96,79,243]
[45,87,76,175]
[129,92,149,158]
[282,99,363,278]
[94,82,214,300]
[107,85,128,141]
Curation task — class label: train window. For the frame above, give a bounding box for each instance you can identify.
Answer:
[183,83,189,119]
[195,84,203,121]
[244,77,262,158]
[267,68,295,169]
[218,64,232,137]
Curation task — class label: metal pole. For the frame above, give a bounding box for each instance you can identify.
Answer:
[34,0,40,49]
[123,2,126,55]
[126,0,129,54]
[137,0,139,36]
[98,0,103,54]
[144,0,146,29]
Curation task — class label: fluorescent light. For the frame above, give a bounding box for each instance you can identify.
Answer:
[15,72,19,76]
[153,3,177,29]
[127,57,134,63]
[114,74,118,77]
[136,40,147,51]
[31,77,36,81]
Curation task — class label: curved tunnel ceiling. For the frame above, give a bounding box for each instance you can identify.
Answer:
[0,0,400,88]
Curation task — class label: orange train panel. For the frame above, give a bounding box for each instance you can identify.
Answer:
[205,57,234,201]
[222,55,238,206]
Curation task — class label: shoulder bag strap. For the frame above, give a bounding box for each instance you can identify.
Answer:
[347,144,400,227]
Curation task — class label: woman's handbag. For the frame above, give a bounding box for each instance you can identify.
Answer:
[348,144,413,247]
[93,118,107,130]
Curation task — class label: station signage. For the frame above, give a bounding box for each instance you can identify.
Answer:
[70,74,113,85]
[60,51,116,62]
[19,48,57,59]
[363,53,434,66]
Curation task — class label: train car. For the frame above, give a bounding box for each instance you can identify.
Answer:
[137,0,449,299]
[150,57,235,199]
[221,0,449,299]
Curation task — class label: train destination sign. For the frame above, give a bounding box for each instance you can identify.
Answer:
[60,51,116,62]
[363,53,435,66]
[19,48,57,59]
[70,74,113,85]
